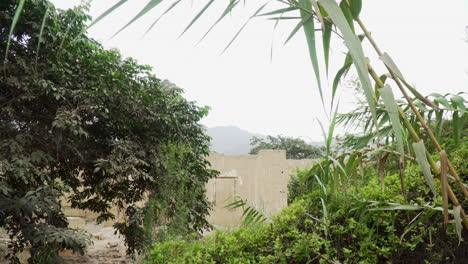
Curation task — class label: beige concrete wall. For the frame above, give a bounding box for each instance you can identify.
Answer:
[287,159,317,177]
[206,150,316,227]
[56,150,316,229]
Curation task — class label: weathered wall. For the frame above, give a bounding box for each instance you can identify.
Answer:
[58,150,316,228]
[206,150,316,227]
[1,150,316,262]
[287,158,317,177]
[206,150,283,227]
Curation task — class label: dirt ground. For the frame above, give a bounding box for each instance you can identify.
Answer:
[0,220,131,264]
[61,222,130,264]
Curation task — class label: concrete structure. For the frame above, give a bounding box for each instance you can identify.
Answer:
[58,150,316,228]
[206,150,316,227]
[0,150,316,262]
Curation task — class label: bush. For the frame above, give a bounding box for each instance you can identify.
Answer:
[146,159,468,264]
[0,0,215,261]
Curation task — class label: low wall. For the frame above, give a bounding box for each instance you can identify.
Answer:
[58,150,316,228]
[206,150,316,227]
[1,150,316,262]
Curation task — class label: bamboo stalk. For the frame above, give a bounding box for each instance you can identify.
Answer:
[350,13,468,228]
[357,17,468,199]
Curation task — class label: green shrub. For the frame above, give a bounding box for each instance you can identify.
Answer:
[146,158,467,264]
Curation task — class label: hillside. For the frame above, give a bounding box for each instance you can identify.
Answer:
[205,126,264,154]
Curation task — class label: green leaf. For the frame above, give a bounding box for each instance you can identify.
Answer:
[179,0,215,38]
[299,0,324,107]
[4,0,26,61]
[452,111,461,145]
[319,0,377,128]
[283,14,312,45]
[35,6,49,66]
[412,140,437,196]
[199,0,239,43]
[453,205,463,241]
[369,204,423,211]
[339,1,355,33]
[379,85,404,157]
[379,52,405,80]
[332,61,352,104]
[267,16,300,20]
[112,0,164,39]
[349,0,362,19]
[222,2,269,54]
[144,0,183,37]
[374,74,387,100]
[314,174,327,195]
[322,21,332,75]
[88,0,128,29]
[450,95,466,117]
[380,52,438,109]
[259,6,297,16]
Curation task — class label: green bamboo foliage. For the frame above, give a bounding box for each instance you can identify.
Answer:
[4,0,467,230]
[378,85,404,157]
[225,196,268,227]
[319,0,377,126]
[412,141,437,196]
[4,0,26,62]
[299,0,323,106]
[35,5,49,67]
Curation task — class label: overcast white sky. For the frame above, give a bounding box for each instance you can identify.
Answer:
[51,0,468,141]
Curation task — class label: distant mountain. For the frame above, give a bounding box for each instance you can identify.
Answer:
[205,126,264,154]
[204,126,325,154]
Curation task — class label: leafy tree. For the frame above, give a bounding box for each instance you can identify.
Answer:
[0,0,215,262]
[249,135,324,159]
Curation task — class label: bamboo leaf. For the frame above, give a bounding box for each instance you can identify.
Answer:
[4,0,26,61]
[339,1,355,33]
[412,140,437,196]
[374,74,387,100]
[259,6,297,16]
[319,0,377,127]
[310,0,324,25]
[332,61,352,104]
[112,0,164,39]
[453,205,462,241]
[283,14,312,45]
[327,103,340,156]
[453,111,460,145]
[179,0,215,38]
[379,85,404,157]
[35,6,49,66]
[380,52,405,80]
[88,0,128,29]
[451,95,466,116]
[429,93,451,109]
[348,0,362,19]
[199,0,239,43]
[314,174,327,195]
[369,204,422,211]
[320,197,328,220]
[222,2,269,54]
[299,0,324,106]
[439,151,449,227]
[378,153,390,193]
[380,52,438,109]
[144,0,183,37]
[267,16,300,20]
[322,21,332,75]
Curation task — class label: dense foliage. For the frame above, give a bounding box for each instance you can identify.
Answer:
[250,135,325,159]
[146,144,468,263]
[0,1,215,262]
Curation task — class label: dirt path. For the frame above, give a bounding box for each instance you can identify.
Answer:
[61,222,130,264]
